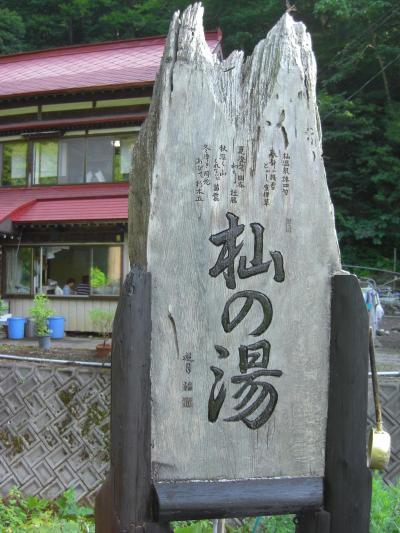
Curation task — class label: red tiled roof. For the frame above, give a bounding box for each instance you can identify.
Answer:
[12,197,128,223]
[0,31,221,100]
[0,183,128,224]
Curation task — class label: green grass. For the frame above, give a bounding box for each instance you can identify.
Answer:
[370,474,400,533]
[0,488,94,532]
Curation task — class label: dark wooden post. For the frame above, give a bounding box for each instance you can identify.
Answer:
[296,274,372,533]
[324,273,372,532]
[95,267,170,533]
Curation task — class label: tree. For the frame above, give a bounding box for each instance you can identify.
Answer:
[0,8,25,54]
[0,0,399,267]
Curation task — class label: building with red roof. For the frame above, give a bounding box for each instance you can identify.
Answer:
[0,32,222,331]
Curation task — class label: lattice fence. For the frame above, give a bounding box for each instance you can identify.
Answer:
[0,358,110,506]
[368,378,400,484]
[0,356,398,507]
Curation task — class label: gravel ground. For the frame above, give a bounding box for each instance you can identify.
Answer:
[375,315,400,371]
[0,314,397,369]
[0,343,110,362]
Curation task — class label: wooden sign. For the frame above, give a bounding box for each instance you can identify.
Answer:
[96,5,372,532]
[129,4,341,485]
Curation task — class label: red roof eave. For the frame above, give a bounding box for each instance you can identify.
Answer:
[0,111,148,134]
[11,197,128,223]
[0,183,129,225]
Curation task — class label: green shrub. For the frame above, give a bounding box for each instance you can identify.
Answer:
[89,308,114,345]
[0,487,94,532]
[0,299,8,315]
[29,294,54,337]
[90,267,107,289]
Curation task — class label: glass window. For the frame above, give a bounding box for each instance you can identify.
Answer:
[1,133,137,187]
[113,136,135,182]
[33,141,59,185]
[5,248,32,294]
[21,245,123,297]
[1,142,27,186]
[91,246,122,295]
[86,136,113,183]
[42,246,90,295]
[58,138,85,184]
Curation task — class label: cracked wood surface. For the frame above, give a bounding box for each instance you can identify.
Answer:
[129,3,340,482]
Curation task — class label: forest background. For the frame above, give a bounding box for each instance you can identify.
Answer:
[0,0,398,268]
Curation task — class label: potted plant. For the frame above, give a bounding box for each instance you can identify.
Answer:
[0,299,9,339]
[29,294,54,349]
[0,299,8,316]
[89,309,114,357]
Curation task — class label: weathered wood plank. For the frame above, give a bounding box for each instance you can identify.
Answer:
[295,509,330,533]
[95,267,170,532]
[155,477,323,521]
[324,273,371,533]
[129,3,341,484]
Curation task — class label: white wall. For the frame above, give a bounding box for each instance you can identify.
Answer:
[9,298,118,333]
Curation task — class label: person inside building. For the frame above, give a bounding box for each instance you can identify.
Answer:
[63,278,76,296]
[76,275,90,296]
[47,279,63,296]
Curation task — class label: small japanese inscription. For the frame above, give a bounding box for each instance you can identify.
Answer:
[203,144,211,186]
[282,152,290,196]
[182,397,193,408]
[194,142,291,205]
[263,148,278,207]
[194,156,204,202]
[208,212,284,430]
[181,352,194,408]
[194,143,251,203]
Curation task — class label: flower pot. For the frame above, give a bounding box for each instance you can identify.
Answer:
[25,318,37,339]
[96,343,111,358]
[38,335,51,350]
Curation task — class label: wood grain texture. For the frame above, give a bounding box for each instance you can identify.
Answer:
[295,510,330,533]
[129,4,341,482]
[95,268,170,532]
[324,274,372,533]
[155,477,323,521]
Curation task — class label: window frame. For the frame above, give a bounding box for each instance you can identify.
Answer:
[2,243,124,299]
[0,140,29,187]
[0,132,137,188]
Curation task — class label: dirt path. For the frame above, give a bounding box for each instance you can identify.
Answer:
[375,315,400,371]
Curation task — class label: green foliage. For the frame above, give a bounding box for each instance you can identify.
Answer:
[0,487,94,532]
[0,299,9,315]
[173,521,213,533]
[1,0,399,266]
[29,294,54,336]
[89,308,114,344]
[0,8,25,54]
[56,488,93,521]
[89,266,107,289]
[370,474,400,533]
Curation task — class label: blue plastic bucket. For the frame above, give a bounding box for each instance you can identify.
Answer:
[7,317,26,339]
[48,316,65,339]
